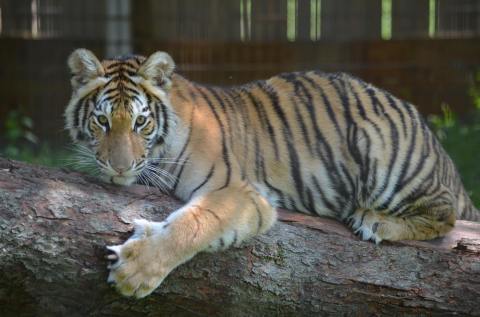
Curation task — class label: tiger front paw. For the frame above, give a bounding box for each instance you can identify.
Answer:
[106,219,175,298]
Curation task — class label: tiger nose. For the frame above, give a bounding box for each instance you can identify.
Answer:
[111,160,134,174]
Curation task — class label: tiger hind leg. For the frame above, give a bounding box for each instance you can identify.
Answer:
[347,207,455,243]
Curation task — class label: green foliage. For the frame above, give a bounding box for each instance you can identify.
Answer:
[3,143,72,167]
[3,110,38,158]
[429,83,480,207]
[469,70,480,110]
[0,110,70,167]
[428,104,456,140]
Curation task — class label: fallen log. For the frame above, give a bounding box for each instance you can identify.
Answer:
[0,157,478,316]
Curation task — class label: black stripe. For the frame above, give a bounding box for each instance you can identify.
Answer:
[345,126,365,204]
[393,101,417,189]
[81,100,91,130]
[154,103,162,130]
[161,102,169,138]
[253,128,262,181]
[227,89,250,180]
[170,108,195,195]
[299,73,356,210]
[207,87,237,175]
[131,95,142,104]
[103,95,120,107]
[302,75,350,203]
[339,162,355,203]
[197,87,232,190]
[279,72,355,210]
[105,62,123,70]
[125,70,137,77]
[360,128,373,204]
[361,83,400,208]
[241,87,280,159]
[279,73,314,155]
[121,86,141,95]
[301,73,344,138]
[287,196,298,211]
[311,175,338,213]
[81,92,99,129]
[100,87,118,98]
[385,92,408,138]
[112,74,138,87]
[73,100,83,129]
[398,110,431,189]
[357,209,369,229]
[188,165,215,200]
[302,73,343,162]
[105,62,136,73]
[255,82,308,210]
[200,206,222,222]
[391,155,435,215]
[259,152,285,204]
[337,75,385,147]
[305,188,316,214]
[394,154,440,216]
[171,154,190,195]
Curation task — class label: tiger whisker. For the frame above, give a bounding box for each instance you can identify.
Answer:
[146,158,189,166]
[141,169,169,192]
[145,164,177,184]
[145,163,177,185]
[137,173,151,190]
[61,144,100,175]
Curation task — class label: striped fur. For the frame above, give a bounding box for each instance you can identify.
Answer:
[65,49,478,298]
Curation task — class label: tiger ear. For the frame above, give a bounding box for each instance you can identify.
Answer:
[67,48,105,90]
[138,51,175,88]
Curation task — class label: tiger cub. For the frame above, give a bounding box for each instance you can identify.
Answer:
[65,49,478,298]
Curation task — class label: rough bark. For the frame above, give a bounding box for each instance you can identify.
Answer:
[0,157,479,317]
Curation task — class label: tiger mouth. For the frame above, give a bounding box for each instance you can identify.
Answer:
[97,162,143,186]
[110,174,138,186]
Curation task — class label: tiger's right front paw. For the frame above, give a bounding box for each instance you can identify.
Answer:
[106,219,176,298]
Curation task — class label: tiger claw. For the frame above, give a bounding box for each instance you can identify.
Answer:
[105,253,118,261]
[106,245,122,268]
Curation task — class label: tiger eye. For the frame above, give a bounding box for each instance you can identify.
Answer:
[97,115,108,125]
[136,115,146,126]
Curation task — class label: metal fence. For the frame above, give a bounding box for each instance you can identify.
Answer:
[3,0,480,43]
[1,0,480,147]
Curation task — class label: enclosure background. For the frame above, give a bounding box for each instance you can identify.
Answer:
[1,0,480,147]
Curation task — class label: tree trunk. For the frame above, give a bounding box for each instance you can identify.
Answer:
[0,157,478,317]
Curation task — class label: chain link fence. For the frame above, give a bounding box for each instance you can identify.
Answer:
[1,0,480,147]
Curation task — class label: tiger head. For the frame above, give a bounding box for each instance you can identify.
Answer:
[64,49,176,186]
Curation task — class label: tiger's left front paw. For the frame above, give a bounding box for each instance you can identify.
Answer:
[106,219,175,298]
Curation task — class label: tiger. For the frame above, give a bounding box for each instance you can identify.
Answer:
[65,48,479,298]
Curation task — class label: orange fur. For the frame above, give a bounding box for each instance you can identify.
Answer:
[65,49,478,298]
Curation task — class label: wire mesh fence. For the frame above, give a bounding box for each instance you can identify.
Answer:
[1,0,480,147]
